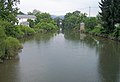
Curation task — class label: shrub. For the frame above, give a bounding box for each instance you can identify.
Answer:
[4,37,23,58]
[0,27,6,58]
[113,24,120,38]
[0,20,15,36]
[18,25,35,36]
[35,22,58,32]
[90,24,104,34]
[14,25,25,38]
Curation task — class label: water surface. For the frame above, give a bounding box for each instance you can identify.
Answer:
[0,32,120,82]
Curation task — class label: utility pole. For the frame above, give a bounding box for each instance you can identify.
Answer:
[89,6,91,18]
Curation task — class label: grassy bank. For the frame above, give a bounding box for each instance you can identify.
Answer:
[85,24,120,42]
[0,19,58,62]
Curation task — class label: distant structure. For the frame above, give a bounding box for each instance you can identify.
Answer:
[80,22,85,33]
[16,15,36,26]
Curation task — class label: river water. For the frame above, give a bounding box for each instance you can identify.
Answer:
[0,32,120,82]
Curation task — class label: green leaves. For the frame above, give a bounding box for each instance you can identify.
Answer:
[34,12,58,32]
[35,13,52,24]
[35,22,58,32]
[63,11,87,30]
[0,27,6,58]
[0,0,19,24]
[99,0,120,34]
[4,37,22,57]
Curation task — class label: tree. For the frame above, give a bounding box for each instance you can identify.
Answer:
[84,17,98,30]
[18,11,25,15]
[34,12,58,32]
[0,0,20,24]
[99,0,120,34]
[27,9,41,15]
[27,19,35,28]
[35,12,52,24]
[63,11,87,30]
[27,12,34,15]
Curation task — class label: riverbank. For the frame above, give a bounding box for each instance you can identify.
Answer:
[85,32,120,42]
[0,30,59,63]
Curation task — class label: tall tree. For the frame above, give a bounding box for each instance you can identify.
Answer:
[0,0,20,24]
[99,0,120,34]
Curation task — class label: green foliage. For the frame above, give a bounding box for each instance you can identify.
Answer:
[84,17,98,30]
[0,0,19,24]
[0,20,15,36]
[27,19,35,28]
[18,11,25,15]
[0,27,6,41]
[63,11,87,30]
[113,24,120,38]
[0,28,23,59]
[0,27,6,58]
[13,25,25,38]
[35,12,52,24]
[3,24,35,38]
[99,0,120,34]
[4,37,22,57]
[90,24,104,34]
[34,12,58,32]
[19,25,35,36]
[0,20,34,38]
[35,22,58,32]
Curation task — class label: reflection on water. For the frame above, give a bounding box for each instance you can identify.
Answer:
[0,31,120,82]
[98,39,120,82]
[0,59,20,82]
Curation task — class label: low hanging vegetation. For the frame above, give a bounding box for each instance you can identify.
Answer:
[4,37,23,59]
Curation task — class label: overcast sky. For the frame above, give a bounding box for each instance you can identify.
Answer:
[18,0,100,16]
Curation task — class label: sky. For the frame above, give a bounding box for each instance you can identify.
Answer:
[18,0,101,16]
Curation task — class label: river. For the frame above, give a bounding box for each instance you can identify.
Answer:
[0,32,120,82]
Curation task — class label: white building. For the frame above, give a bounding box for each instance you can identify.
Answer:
[16,15,36,26]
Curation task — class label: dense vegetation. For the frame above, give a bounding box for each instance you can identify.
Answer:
[34,12,58,32]
[0,0,22,62]
[0,1,58,62]
[62,0,120,41]
[63,11,87,30]
[0,0,20,24]
[1,0,120,62]
[99,0,120,39]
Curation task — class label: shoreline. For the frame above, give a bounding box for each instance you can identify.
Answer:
[86,32,120,42]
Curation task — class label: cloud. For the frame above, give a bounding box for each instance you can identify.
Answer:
[18,0,100,16]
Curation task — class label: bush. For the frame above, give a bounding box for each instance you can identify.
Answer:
[0,27,6,58]
[35,22,58,32]
[11,25,36,38]
[0,20,35,38]
[0,20,15,36]
[113,24,120,38]
[14,26,25,38]
[18,25,35,36]
[4,37,23,58]
[90,24,104,34]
